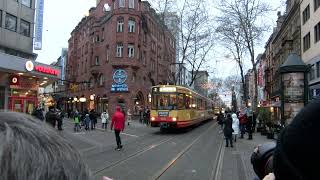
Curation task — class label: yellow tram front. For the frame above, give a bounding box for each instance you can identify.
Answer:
[150,85,213,129]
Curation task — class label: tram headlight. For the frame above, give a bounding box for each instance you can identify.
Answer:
[172,117,177,121]
[151,117,155,121]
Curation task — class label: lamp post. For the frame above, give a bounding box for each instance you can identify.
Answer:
[280,53,309,125]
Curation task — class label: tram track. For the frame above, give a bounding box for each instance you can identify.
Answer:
[152,122,218,180]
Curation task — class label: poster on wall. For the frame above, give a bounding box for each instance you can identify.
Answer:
[284,103,304,124]
[283,73,304,103]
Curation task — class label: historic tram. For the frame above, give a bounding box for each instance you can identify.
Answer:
[150,85,214,130]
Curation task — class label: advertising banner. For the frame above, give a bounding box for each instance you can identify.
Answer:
[34,0,44,50]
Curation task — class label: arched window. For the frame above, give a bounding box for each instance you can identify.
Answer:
[89,78,94,89]
[99,74,105,86]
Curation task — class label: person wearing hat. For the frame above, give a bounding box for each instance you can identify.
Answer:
[262,98,320,180]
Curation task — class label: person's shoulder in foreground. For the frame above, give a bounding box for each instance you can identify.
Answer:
[0,112,92,180]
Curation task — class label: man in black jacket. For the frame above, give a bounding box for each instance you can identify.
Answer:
[45,106,58,128]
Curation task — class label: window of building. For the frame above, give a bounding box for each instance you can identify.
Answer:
[5,13,17,32]
[303,32,311,52]
[315,21,320,43]
[106,47,110,63]
[132,72,136,82]
[128,44,134,58]
[310,65,315,80]
[0,10,2,28]
[22,0,31,7]
[117,18,124,32]
[128,19,135,33]
[143,51,146,65]
[99,74,105,86]
[119,0,125,8]
[20,19,30,37]
[129,0,134,8]
[95,56,100,65]
[89,78,94,88]
[317,61,320,78]
[303,5,310,24]
[315,0,320,11]
[116,43,123,57]
[151,60,155,72]
[96,35,100,42]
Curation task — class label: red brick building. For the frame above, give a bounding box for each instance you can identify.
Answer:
[66,0,176,115]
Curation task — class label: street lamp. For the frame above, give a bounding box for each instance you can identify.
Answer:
[79,97,87,102]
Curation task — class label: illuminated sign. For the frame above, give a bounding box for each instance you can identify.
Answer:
[34,0,44,50]
[25,61,34,71]
[10,76,19,85]
[111,69,128,92]
[159,87,176,92]
[34,66,59,76]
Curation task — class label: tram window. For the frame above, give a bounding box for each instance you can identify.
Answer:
[185,95,190,109]
[177,93,184,110]
[154,94,178,110]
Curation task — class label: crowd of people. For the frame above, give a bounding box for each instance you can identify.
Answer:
[217,110,257,148]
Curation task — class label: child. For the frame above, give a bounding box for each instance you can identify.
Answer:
[74,112,80,132]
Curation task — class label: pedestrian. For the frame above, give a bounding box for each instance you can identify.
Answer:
[231,113,240,143]
[32,106,44,121]
[45,106,58,128]
[111,106,125,151]
[139,106,143,123]
[127,108,132,126]
[217,112,224,132]
[0,112,92,180]
[239,113,247,138]
[223,113,233,148]
[247,112,254,140]
[101,110,109,130]
[74,111,80,132]
[56,108,64,131]
[84,114,90,131]
[144,106,150,125]
[89,109,97,130]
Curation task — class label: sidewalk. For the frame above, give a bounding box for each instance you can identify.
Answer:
[221,132,276,180]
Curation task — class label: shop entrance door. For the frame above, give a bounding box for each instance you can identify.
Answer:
[10,98,24,112]
[9,97,37,114]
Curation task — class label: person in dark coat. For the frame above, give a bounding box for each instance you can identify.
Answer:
[223,113,233,148]
[247,113,254,140]
[89,110,97,130]
[45,106,58,128]
[217,112,224,131]
[32,107,44,121]
[56,109,64,130]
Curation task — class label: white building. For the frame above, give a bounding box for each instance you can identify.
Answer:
[300,0,320,98]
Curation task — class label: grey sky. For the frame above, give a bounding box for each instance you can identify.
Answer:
[35,0,285,78]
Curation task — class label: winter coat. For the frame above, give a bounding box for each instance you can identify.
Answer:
[84,114,91,124]
[74,113,80,124]
[101,112,109,123]
[111,106,125,131]
[239,114,248,125]
[45,110,57,126]
[223,116,233,137]
[232,113,240,135]
[89,112,97,124]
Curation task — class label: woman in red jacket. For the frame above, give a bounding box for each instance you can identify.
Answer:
[111,106,125,151]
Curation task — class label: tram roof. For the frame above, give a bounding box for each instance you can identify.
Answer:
[151,85,213,103]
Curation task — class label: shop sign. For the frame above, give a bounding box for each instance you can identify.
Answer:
[34,66,59,76]
[10,76,20,85]
[111,69,128,92]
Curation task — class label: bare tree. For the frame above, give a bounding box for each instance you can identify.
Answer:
[153,0,214,87]
[216,16,248,106]
[216,0,272,110]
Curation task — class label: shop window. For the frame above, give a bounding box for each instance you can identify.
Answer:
[22,0,31,8]
[20,19,30,37]
[5,13,17,32]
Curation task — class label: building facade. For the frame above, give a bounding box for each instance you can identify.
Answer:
[193,71,209,97]
[0,0,61,113]
[66,0,176,115]
[300,0,320,98]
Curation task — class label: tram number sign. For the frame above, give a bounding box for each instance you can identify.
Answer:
[158,111,169,117]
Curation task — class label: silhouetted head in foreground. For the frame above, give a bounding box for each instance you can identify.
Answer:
[0,112,92,180]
